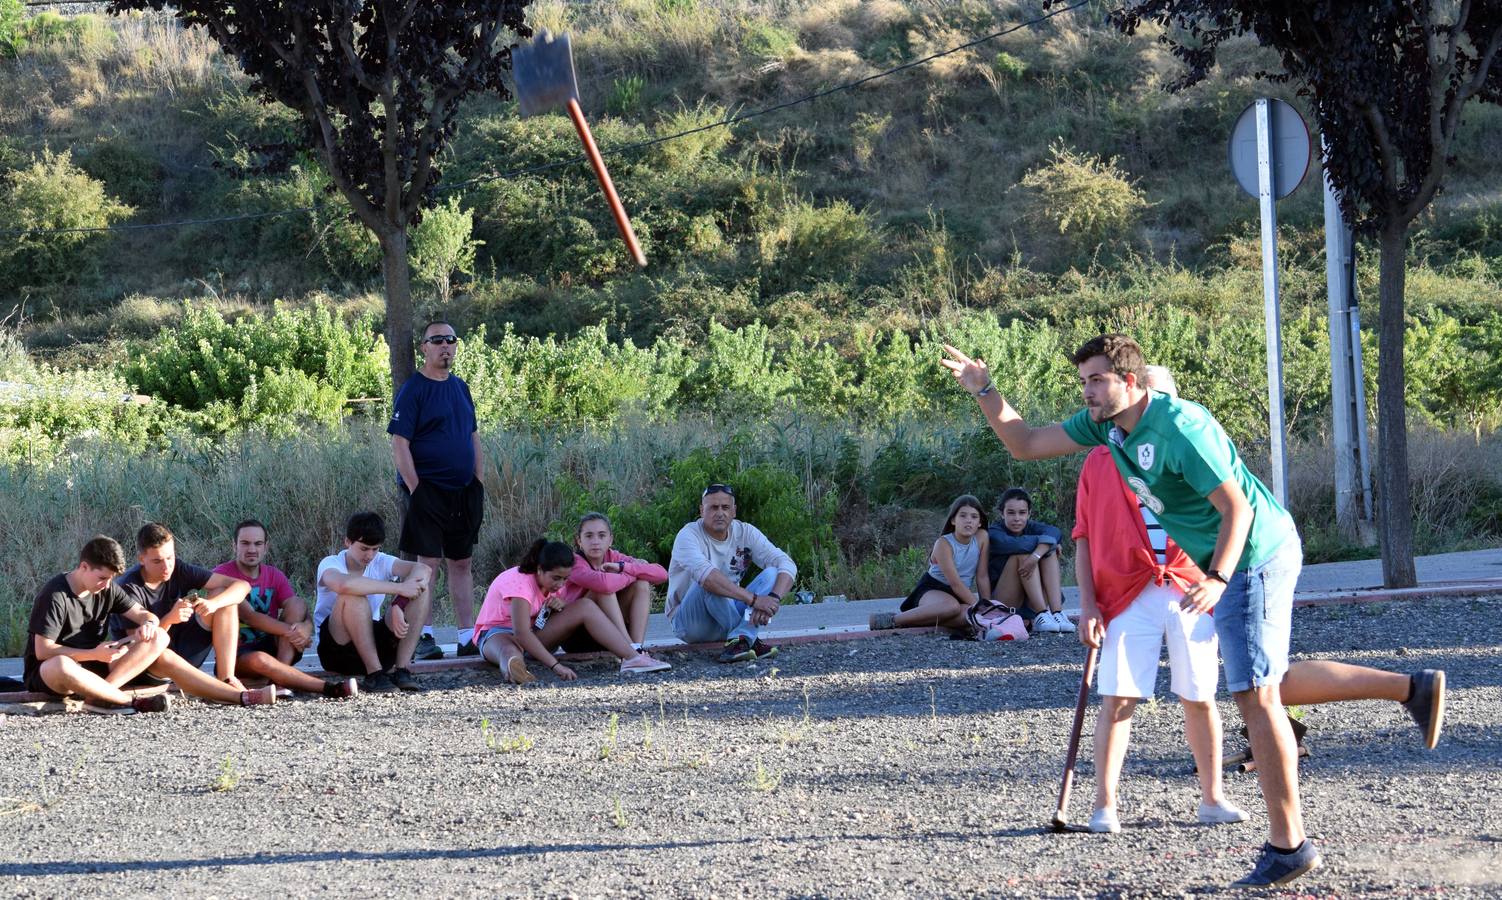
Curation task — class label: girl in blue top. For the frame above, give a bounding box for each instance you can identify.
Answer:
[871,495,992,634]
[987,487,1070,633]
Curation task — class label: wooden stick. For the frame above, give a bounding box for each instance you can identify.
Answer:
[1051,644,1098,829]
[565,98,647,268]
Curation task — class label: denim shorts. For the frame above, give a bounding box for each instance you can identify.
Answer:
[476,625,515,655]
[1214,534,1302,693]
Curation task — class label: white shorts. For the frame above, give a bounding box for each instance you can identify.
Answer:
[1097,581,1220,702]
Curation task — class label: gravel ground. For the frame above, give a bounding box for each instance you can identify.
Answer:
[2,593,1499,898]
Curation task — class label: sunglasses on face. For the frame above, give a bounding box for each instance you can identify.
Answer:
[423,335,458,345]
[703,483,736,498]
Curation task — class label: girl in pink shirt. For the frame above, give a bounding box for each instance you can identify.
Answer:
[563,512,668,652]
[473,539,670,683]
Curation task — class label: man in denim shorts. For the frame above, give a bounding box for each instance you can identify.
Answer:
[943,334,1320,888]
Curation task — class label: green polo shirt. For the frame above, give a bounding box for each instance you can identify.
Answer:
[1062,392,1295,571]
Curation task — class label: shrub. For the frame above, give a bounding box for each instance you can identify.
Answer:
[1016,141,1148,250]
[607,74,646,116]
[740,21,798,61]
[992,51,1027,80]
[0,0,22,57]
[0,150,134,288]
[77,137,165,209]
[410,195,482,306]
[757,198,880,293]
[652,101,732,171]
[16,11,115,53]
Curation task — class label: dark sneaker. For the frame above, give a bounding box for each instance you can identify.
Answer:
[131,694,171,713]
[717,636,756,664]
[390,667,422,692]
[239,686,277,706]
[868,612,897,631]
[323,678,358,699]
[83,700,136,715]
[415,633,444,661]
[750,639,779,660]
[363,670,398,693]
[1403,668,1445,749]
[1231,841,1322,887]
[456,639,480,658]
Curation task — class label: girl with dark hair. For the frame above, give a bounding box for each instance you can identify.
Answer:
[562,513,667,652]
[870,494,992,634]
[987,488,1070,633]
[472,539,671,683]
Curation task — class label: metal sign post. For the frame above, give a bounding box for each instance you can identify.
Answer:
[1229,98,1310,508]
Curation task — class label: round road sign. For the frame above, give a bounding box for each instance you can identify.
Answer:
[1228,98,1311,200]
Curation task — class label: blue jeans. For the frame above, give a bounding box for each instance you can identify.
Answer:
[1215,534,1303,693]
[671,569,779,644]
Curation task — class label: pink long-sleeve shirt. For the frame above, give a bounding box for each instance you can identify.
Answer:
[558,549,667,605]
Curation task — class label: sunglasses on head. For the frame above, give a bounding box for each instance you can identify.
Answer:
[423,335,458,345]
[703,483,735,498]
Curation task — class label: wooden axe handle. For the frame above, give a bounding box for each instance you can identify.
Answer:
[1053,644,1098,824]
[565,98,647,268]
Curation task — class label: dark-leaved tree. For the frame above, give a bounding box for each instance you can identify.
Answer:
[1100,1,1502,587]
[108,0,532,388]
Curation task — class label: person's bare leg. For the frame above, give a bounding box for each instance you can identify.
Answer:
[995,556,1044,613]
[393,591,431,669]
[1279,660,1409,706]
[1017,559,1048,613]
[1093,696,1137,812]
[1235,686,1304,848]
[237,650,327,693]
[1182,699,1227,805]
[481,633,531,683]
[623,580,652,645]
[1040,554,1065,614]
[539,601,636,660]
[147,648,257,704]
[205,606,243,688]
[418,554,442,627]
[333,593,384,675]
[893,592,968,629]
[447,556,475,631]
[103,630,171,687]
[39,656,135,706]
[277,596,311,665]
[592,591,630,643]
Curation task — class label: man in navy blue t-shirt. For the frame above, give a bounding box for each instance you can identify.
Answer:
[389,320,486,658]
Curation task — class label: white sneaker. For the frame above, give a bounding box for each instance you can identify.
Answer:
[1040,612,1066,633]
[1032,613,1056,633]
[1198,800,1249,825]
[1088,807,1121,833]
[1053,611,1074,631]
[620,653,672,674]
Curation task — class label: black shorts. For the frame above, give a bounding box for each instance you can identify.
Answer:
[317,615,400,676]
[23,659,109,696]
[237,633,304,666]
[901,573,964,611]
[166,617,215,669]
[399,479,484,560]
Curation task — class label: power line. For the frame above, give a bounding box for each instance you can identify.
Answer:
[2,0,1095,239]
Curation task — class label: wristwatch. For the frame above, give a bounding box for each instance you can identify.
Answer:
[1206,569,1231,584]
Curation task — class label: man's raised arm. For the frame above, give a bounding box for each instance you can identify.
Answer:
[941,345,1085,460]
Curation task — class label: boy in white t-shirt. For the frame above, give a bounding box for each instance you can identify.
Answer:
[314,512,431,693]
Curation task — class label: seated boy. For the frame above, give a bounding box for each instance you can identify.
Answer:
[26,536,174,714]
[216,519,356,699]
[314,512,431,693]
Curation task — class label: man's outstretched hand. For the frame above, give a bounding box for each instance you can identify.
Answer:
[941,344,991,395]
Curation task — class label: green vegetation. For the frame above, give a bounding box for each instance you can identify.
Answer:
[0,2,1499,654]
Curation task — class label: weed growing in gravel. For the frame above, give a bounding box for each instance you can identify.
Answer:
[1142,696,1161,718]
[0,795,44,818]
[481,717,536,754]
[802,683,812,725]
[213,755,242,792]
[612,796,631,829]
[679,752,709,771]
[598,712,620,761]
[641,714,654,752]
[929,684,938,724]
[656,686,666,722]
[749,759,782,793]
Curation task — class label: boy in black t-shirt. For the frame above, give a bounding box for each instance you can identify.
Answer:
[25,536,173,714]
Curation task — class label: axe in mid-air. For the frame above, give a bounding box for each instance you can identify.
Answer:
[511,30,647,268]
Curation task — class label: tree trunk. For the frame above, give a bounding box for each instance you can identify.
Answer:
[380,227,416,390]
[1375,222,1417,588]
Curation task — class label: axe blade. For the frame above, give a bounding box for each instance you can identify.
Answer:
[512,29,580,117]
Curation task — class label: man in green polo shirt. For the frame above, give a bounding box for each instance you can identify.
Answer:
[942,334,1318,888]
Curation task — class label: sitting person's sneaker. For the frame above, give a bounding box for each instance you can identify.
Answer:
[1403,668,1445,750]
[1231,840,1322,887]
[868,612,897,631]
[390,667,422,692]
[239,686,277,706]
[414,633,443,661]
[1033,612,1060,633]
[362,670,398,693]
[1052,611,1074,631]
[83,700,137,715]
[620,653,672,675]
[1087,807,1121,833]
[323,678,358,699]
[718,636,756,664]
[751,639,778,660]
[505,656,536,685]
[131,694,171,714]
[1197,800,1249,825]
[456,639,481,658]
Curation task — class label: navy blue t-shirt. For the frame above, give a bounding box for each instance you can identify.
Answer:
[388,372,478,491]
